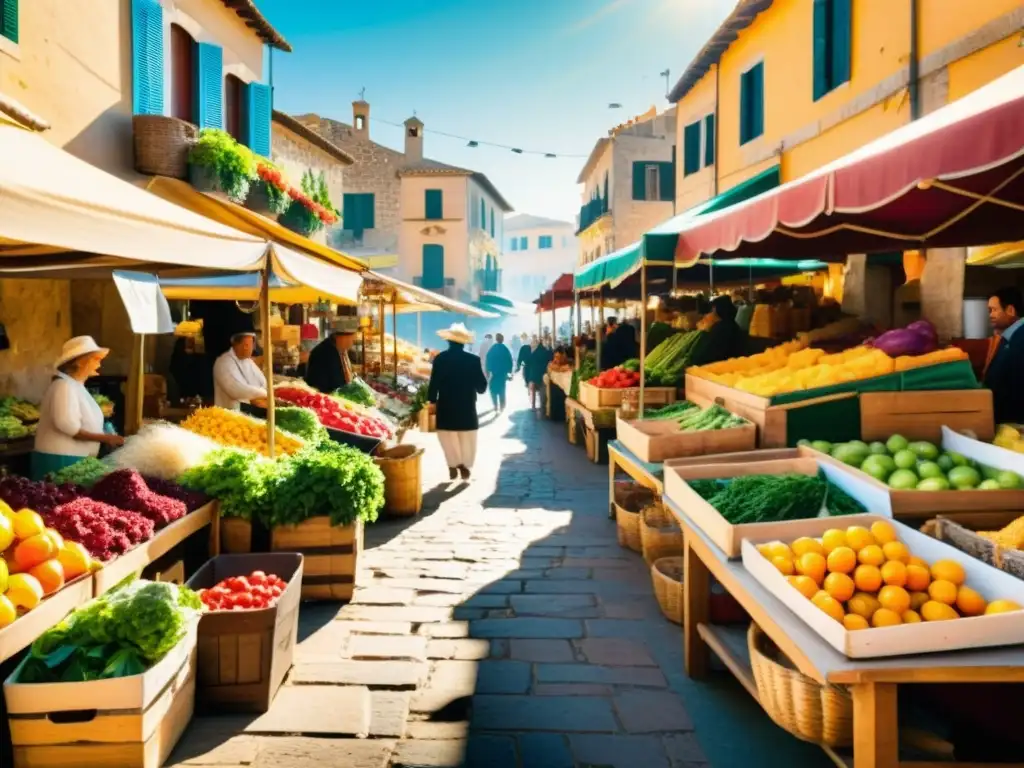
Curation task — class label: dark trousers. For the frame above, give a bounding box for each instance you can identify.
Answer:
[489,378,508,410]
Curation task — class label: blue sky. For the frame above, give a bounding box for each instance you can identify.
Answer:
[259,0,731,223]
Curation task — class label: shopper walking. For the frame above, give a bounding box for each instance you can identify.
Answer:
[485,333,514,412]
[428,323,488,480]
[516,334,533,387]
[477,333,494,375]
[525,335,553,413]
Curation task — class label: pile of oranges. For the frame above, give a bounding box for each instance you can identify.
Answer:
[0,502,95,629]
[756,520,1022,629]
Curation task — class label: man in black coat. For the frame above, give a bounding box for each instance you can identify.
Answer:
[304,317,358,394]
[428,324,488,480]
[984,287,1024,424]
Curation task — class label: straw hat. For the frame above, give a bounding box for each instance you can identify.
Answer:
[438,322,474,344]
[55,336,108,370]
[332,316,360,335]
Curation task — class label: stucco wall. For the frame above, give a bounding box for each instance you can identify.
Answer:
[611,134,675,251]
[165,0,264,88]
[468,177,505,260]
[502,223,577,301]
[271,120,345,223]
[399,175,469,289]
[675,68,718,212]
[0,280,72,400]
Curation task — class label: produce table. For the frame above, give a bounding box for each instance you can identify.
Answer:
[565,398,616,464]
[544,375,567,423]
[665,496,1024,768]
[547,368,572,395]
[607,440,663,519]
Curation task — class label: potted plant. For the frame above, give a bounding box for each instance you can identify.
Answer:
[277,170,339,242]
[246,162,292,217]
[188,129,257,204]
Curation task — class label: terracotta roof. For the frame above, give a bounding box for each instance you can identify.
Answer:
[218,0,291,52]
[272,110,354,165]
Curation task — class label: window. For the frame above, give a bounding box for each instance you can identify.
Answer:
[510,238,518,251]
[470,195,478,227]
[683,120,701,176]
[131,0,164,115]
[421,244,445,290]
[342,193,375,239]
[704,114,716,167]
[170,24,196,123]
[1,0,18,43]
[519,236,528,250]
[813,0,852,100]
[224,75,244,142]
[632,162,674,201]
[355,115,365,131]
[645,165,660,200]
[740,62,765,145]
[489,208,495,238]
[425,189,443,220]
[538,235,553,249]
[603,170,609,208]
[244,82,272,156]
[479,198,486,231]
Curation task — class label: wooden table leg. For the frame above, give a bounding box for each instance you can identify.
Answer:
[608,452,617,519]
[683,532,711,678]
[852,683,898,768]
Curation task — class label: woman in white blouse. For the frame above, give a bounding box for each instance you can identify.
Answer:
[31,336,124,480]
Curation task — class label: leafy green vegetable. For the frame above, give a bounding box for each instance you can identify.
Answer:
[178,447,276,522]
[273,442,384,526]
[699,472,866,525]
[334,378,377,408]
[49,456,112,487]
[275,406,329,443]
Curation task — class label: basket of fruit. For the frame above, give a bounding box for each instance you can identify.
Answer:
[651,556,684,624]
[922,515,1024,582]
[640,502,682,564]
[748,622,853,747]
[613,481,656,553]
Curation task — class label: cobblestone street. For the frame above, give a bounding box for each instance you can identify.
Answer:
[167,388,826,768]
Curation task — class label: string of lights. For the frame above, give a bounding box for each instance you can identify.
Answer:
[371,116,591,159]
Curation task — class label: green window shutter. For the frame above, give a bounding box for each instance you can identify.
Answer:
[131,0,164,115]
[631,161,646,200]
[243,82,272,156]
[425,189,443,220]
[704,114,715,166]
[831,0,852,88]
[659,162,675,201]
[343,194,361,238]
[1,0,18,43]
[361,193,375,230]
[813,0,829,100]
[683,121,701,176]
[479,198,486,230]
[489,208,495,237]
[194,43,224,129]
[739,70,750,144]
[750,63,765,140]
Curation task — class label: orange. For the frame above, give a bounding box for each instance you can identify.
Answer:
[880,561,907,587]
[771,555,795,576]
[760,541,792,560]
[909,591,930,611]
[845,526,876,552]
[955,586,987,617]
[847,592,881,619]
[796,552,827,584]
[0,594,14,628]
[823,572,855,602]
[870,520,898,545]
[43,529,65,550]
[871,608,903,627]
[811,591,845,622]
[907,555,929,570]
[821,529,847,553]
[13,534,57,572]
[11,510,45,540]
[930,559,966,586]
[5,573,43,611]
[791,537,825,558]
[787,575,819,600]
[27,559,64,596]
[853,564,882,593]
[921,600,960,622]
[904,564,931,592]
[984,599,1023,615]
[57,542,91,580]
[825,546,857,575]
[857,544,885,567]
[843,614,870,631]
[901,610,922,624]
[928,579,958,606]
[0,515,13,552]
[878,585,911,615]
[882,541,910,564]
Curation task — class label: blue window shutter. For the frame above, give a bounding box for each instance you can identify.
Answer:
[425,189,442,220]
[659,162,675,202]
[194,42,223,129]
[631,161,645,200]
[519,236,527,250]
[683,121,701,176]
[131,0,164,115]
[1,0,18,43]
[812,0,829,100]
[752,63,764,139]
[244,82,272,156]
[510,238,517,252]
[704,114,715,166]
[831,0,852,89]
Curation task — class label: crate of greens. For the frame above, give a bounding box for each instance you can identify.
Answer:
[664,457,890,558]
[616,401,756,463]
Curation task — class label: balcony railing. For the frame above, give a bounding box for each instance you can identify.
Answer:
[575,196,609,234]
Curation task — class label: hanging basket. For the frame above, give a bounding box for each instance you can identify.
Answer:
[133,115,197,178]
[651,556,684,624]
[613,481,655,553]
[640,502,683,564]
[373,444,424,517]
[748,623,853,747]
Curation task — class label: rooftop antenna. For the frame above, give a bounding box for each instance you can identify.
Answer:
[660,69,670,97]
[358,86,366,100]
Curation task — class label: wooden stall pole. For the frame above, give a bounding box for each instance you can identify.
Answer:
[125,333,145,435]
[639,262,647,417]
[550,301,556,348]
[596,287,605,372]
[378,296,385,374]
[260,264,276,458]
[391,295,398,385]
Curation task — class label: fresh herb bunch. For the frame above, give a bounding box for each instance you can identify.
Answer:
[189,129,257,203]
[275,405,329,443]
[48,457,111,488]
[703,473,865,524]
[334,378,377,408]
[178,447,276,521]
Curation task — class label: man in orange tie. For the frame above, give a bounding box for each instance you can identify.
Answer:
[984,288,1024,424]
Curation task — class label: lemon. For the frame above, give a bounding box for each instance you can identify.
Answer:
[921,600,960,621]
[984,599,1022,615]
[791,537,825,558]
[870,520,898,545]
[846,526,876,552]
[930,559,966,587]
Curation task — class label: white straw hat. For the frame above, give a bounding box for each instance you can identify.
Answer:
[54,336,109,370]
[437,322,474,344]
[332,316,360,335]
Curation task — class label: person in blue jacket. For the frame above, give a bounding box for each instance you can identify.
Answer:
[485,333,514,413]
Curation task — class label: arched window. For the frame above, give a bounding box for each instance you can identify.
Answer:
[224,74,244,141]
[170,24,195,123]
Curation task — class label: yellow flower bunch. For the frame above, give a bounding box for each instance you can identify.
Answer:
[181,407,305,456]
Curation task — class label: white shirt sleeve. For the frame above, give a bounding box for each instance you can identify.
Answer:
[214,354,267,403]
[49,379,84,437]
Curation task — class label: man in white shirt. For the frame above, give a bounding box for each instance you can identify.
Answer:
[213,332,267,410]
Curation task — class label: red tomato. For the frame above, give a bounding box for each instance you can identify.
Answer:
[249,571,267,586]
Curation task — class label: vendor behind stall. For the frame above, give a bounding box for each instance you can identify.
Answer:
[32,336,124,480]
[212,331,267,411]
[304,317,358,394]
[689,296,748,367]
[984,287,1024,424]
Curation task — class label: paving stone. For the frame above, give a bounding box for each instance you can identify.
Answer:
[469,618,584,639]
[409,687,473,715]
[500,568,544,579]
[524,579,650,595]
[415,592,467,607]
[476,660,532,694]
[464,734,519,767]
[288,660,426,688]
[405,720,470,740]
[391,739,466,767]
[509,594,601,618]
[462,593,509,609]
[470,695,618,732]
[334,620,414,635]
[381,577,480,594]
[535,664,667,687]
[426,638,491,660]
[352,587,417,605]
[543,567,592,579]
[488,638,509,658]
[251,736,394,768]
[245,685,371,736]
[477,579,523,594]
[367,690,409,738]
[614,690,693,733]
[601,599,662,620]
[508,639,576,663]
[533,683,614,696]
[569,734,670,768]
[518,732,575,768]
[428,659,479,695]
[337,605,452,624]
[577,638,657,667]
[166,717,259,765]
[418,622,469,638]
[520,556,561,569]
[663,732,708,765]
[345,633,427,661]
[561,558,635,569]
[453,606,489,620]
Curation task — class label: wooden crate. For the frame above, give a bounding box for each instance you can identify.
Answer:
[859,389,994,443]
[219,517,362,601]
[615,413,756,464]
[0,576,92,665]
[4,628,196,768]
[578,382,676,412]
[187,553,303,712]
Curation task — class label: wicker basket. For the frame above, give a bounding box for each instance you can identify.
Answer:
[132,115,197,178]
[613,481,655,552]
[748,623,853,747]
[640,502,683,564]
[374,444,423,517]
[651,556,684,624]
[922,516,1024,581]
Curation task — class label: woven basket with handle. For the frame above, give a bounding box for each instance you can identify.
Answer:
[373,444,423,517]
[613,481,655,552]
[132,115,197,178]
[651,556,683,624]
[640,502,683,564]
